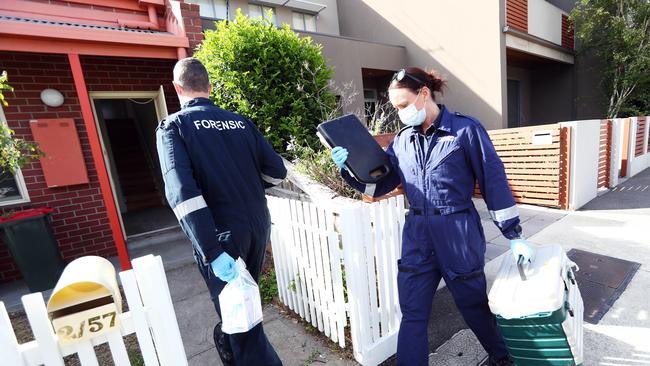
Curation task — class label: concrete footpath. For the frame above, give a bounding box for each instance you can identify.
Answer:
[168,197,566,366]
[1,169,648,365]
[429,167,650,365]
[166,262,355,366]
[527,168,650,365]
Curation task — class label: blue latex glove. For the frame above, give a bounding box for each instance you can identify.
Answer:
[210,252,238,282]
[510,239,534,263]
[331,146,349,170]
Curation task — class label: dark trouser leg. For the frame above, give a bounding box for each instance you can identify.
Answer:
[443,271,509,360]
[196,257,234,365]
[197,217,281,365]
[396,263,442,366]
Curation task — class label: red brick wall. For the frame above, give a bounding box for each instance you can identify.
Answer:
[180,2,205,55]
[81,55,179,111]
[507,0,528,33]
[0,51,179,283]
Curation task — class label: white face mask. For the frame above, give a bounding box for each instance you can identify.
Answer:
[397,91,427,126]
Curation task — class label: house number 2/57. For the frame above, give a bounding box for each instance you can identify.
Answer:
[56,311,117,340]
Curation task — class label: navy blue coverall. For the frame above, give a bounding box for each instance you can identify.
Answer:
[341,105,520,365]
[156,97,286,365]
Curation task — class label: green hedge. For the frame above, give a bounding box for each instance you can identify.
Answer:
[195,10,336,154]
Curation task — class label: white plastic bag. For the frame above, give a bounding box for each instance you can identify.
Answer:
[218,258,264,334]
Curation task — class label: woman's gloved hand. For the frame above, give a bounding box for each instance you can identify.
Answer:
[510,238,534,263]
[331,146,349,170]
[210,252,238,282]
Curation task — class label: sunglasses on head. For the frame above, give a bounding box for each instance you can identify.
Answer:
[392,69,426,86]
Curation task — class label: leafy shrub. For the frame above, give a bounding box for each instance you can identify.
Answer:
[0,71,43,174]
[571,0,650,118]
[367,98,401,135]
[0,71,12,107]
[258,267,278,305]
[195,10,336,154]
[293,144,361,200]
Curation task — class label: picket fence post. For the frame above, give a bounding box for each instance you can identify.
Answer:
[0,255,187,366]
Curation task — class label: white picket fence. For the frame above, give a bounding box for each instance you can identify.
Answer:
[267,194,406,366]
[267,196,348,347]
[0,255,187,366]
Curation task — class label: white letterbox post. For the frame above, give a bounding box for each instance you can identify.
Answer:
[46,256,122,345]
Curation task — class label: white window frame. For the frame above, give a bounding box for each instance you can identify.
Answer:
[89,88,169,241]
[248,3,277,24]
[186,0,228,20]
[363,88,378,123]
[0,105,31,207]
[292,11,317,32]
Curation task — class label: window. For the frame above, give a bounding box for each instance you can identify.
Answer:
[292,11,316,32]
[186,0,228,19]
[249,3,276,24]
[364,89,377,124]
[0,106,30,207]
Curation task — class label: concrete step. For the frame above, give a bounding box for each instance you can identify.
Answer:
[127,227,195,271]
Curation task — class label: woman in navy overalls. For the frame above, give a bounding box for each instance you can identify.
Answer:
[331,67,534,366]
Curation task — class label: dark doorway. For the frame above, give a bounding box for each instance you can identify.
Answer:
[507,79,521,128]
[93,98,176,237]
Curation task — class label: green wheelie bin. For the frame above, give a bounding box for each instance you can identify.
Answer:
[488,244,584,366]
[0,207,65,292]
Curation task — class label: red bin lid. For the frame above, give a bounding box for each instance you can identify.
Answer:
[0,207,54,223]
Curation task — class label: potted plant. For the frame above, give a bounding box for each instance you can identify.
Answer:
[368,98,401,149]
[364,99,404,202]
[0,70,60,292]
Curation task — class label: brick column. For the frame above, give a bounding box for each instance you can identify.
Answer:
[180,2,204,55]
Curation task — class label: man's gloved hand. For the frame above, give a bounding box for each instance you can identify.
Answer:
[210,252,238,282]
[331,146,349,170]
[510,238,534,263]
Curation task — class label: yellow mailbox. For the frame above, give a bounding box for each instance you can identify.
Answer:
[47,256,122,344]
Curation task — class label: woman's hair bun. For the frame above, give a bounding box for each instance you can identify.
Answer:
[425,69,446,94]
[389,66,446,97]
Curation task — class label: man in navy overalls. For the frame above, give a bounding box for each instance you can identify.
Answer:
[157,58,285,365]
[331,67,533,366]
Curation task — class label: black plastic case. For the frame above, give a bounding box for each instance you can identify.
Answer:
[316,114,392,184]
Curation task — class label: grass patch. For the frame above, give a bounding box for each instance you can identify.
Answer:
[128,350,145,366]
[259,267,279,305]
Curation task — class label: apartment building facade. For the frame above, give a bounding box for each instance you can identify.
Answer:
[192,0,601,129]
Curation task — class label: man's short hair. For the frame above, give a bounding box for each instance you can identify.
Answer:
[173,57,210,93]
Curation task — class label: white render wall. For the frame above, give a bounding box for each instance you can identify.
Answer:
[560,120,601,210]
[609,119,624,187]
[336,0,507,129]
[528,0,565,46]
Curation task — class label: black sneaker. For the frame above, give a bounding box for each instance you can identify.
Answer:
[213,322,234,366]
[488,354,515,366]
